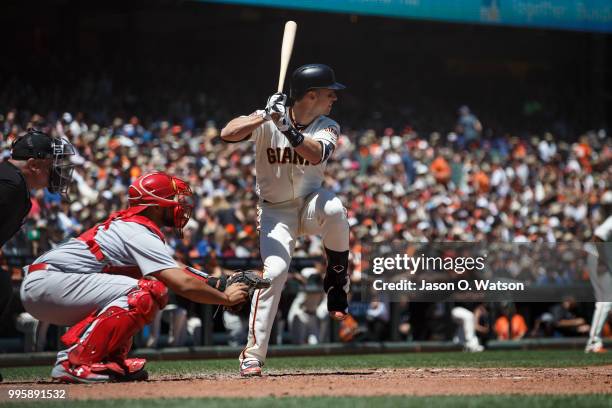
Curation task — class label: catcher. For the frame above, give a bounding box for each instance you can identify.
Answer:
[20,171,269,383]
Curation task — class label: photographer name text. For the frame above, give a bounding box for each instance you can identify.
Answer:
[372,279,525,291]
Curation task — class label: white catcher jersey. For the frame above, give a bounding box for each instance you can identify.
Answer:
[31,221,178,276]
[249,113,340,203]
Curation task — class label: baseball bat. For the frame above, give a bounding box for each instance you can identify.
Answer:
[277,21,297,93]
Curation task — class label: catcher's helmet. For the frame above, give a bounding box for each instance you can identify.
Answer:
[289,64,345,101]
[128,172,194,234]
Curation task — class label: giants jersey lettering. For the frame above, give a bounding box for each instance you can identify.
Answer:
[250,114,339,203]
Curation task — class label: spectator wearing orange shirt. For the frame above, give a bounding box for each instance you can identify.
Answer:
[494,303,528,340]
[471,166,490,194]
[574,135,592,173]
[430,155,451,185]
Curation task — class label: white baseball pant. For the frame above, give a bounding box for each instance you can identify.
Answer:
[240,188,349,364]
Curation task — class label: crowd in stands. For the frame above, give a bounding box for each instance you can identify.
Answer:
[2,106,609,269]
[0,98,610,349]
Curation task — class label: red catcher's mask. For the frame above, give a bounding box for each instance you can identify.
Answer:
[128,172,194,236]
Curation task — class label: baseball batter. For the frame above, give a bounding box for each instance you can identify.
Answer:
[585,191,612,353]
[221,64,350,376]
[20,172,249,383]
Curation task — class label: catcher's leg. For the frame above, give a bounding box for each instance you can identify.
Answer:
[301,189,350,320]
[240,202,296,373]
[55,279,168,383]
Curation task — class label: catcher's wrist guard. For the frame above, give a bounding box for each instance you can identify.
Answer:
[184,266,228,291]
[206,276,227,291]
[282,127,305,148]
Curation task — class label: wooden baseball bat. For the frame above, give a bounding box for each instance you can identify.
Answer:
[277,21,297,93]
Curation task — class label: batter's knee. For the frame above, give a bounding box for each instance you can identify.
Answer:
[263,255,290,285]
[320,195,349,250]
[323,196,348,222]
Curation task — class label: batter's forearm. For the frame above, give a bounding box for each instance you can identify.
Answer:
[294,138,322,164]
[221,115,265,142]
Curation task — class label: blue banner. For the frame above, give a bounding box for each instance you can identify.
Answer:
[203,0,612,33]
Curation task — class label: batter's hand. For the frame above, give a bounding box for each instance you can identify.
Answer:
[273,109,291,132]
[224,283,249,306]
[264,92,287,121]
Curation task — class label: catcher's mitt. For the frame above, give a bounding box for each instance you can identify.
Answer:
[224,270,271,312]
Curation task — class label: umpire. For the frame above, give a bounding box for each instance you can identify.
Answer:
[0,128,75,381]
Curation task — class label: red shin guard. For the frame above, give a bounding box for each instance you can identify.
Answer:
[66,279,167,369]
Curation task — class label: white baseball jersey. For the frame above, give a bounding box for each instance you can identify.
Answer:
[30,221,178,276]
[249,113,340,203]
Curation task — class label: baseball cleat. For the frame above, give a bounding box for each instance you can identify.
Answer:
[240,359,262,377]
[51,361,111,384]
[585,343,607,353]
[107,357,147,375]
[464,338,484,352]
[51,360,149,383]
[113,368,149,382]
[325,286,349,321]
[97,360,149,382]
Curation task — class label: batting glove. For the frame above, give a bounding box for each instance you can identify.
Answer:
[273,109,292,132]
[264,92,287,120]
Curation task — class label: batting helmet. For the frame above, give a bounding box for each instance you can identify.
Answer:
[128,172,194,234]
[289,64,345,101]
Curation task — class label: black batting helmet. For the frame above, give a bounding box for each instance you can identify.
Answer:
[289,64,345,101]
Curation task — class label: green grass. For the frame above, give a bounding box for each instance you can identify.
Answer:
[1,395,612,408]
[2,350,611,382]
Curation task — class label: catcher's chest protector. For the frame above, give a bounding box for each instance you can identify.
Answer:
[77,208,166,278]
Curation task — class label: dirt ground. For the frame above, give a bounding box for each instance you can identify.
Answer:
[1,366,611,401]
